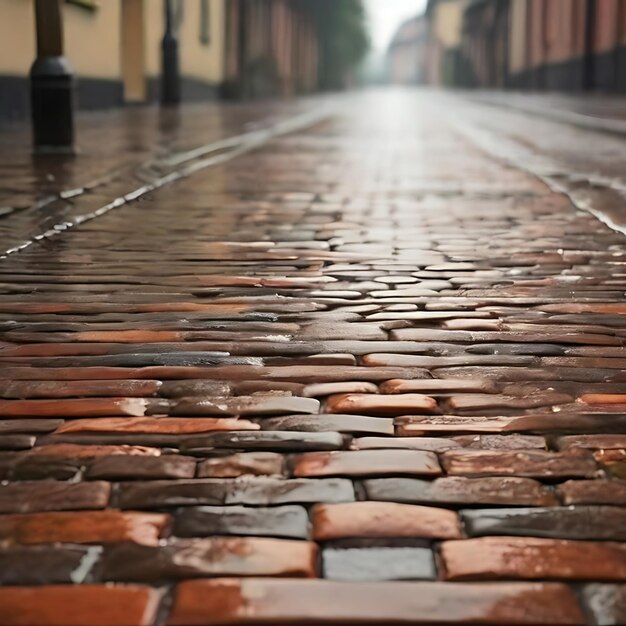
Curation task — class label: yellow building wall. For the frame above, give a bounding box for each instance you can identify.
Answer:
[145,0,225,83]
[433,0,465,49]
[0,0,225,86]
[65,1,121,79]
[0,0,120,78]
[0,0,36,75]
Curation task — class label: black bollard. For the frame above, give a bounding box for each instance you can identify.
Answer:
[29,0,75,154]
[161,0,181,105]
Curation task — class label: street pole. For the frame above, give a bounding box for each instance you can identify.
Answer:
[161,0,181,104]
[29,0,75,154]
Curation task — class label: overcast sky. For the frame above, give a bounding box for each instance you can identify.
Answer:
[365,0,427,52]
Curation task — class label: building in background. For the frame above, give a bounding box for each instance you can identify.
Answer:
[505,0,626,92]
[0,0,227,122]
[424,0,468,86]
[386,15,427,85]
[0,0,369,126]
[421,0,626,92]
[460,0,509,88]
[221,0,320,99]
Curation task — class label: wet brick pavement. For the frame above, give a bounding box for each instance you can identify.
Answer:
[0,90,625,625]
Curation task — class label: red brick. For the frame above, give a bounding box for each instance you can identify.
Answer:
[442,537,626,581]
[441,449,598,478]
[580,394,626,405]
[325,393,437,415]
[167,578,585,625]
[312,502,461,540]
[0,398,150,418]
[0,585,161,626]
[0,510,171,546]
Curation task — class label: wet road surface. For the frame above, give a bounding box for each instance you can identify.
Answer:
[0,88,625,625]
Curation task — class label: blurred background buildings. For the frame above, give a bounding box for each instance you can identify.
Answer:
[387,0,626,92]
[1,0,625,149]
[0,0,368,125]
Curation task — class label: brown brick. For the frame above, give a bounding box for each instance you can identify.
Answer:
[0,435,34,451]
[558,479,626,505]
[0,585,161,626]
[444,392,572,411]
[396,415,517,435]
[118,477,355,509]
[167,578,585,625]
[441,449,598,479]
[85,455,197,480]
[293,450,441,478]
[0,481,111,513]
[442,537,626,581]
[174,505,309,539]
[463,506,626,540]
[101,537,318,581]
[0,419,62,434]
[557,435,626,451]
[0,545,98,585]
[172,395,319,417]
[54,417,259,434]
[312,502,461,540]
[198,452,284,478]
[0,380,163,399]
[595,449,626,478]
[26,443,161,458]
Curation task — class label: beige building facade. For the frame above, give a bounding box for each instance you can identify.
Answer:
[0,0,227,121]
[425,0,468,85]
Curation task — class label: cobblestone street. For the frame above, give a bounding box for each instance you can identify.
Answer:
[0,89,626,625]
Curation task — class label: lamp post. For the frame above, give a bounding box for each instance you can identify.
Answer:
[29,0,75,154]
[161,0,181,104]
